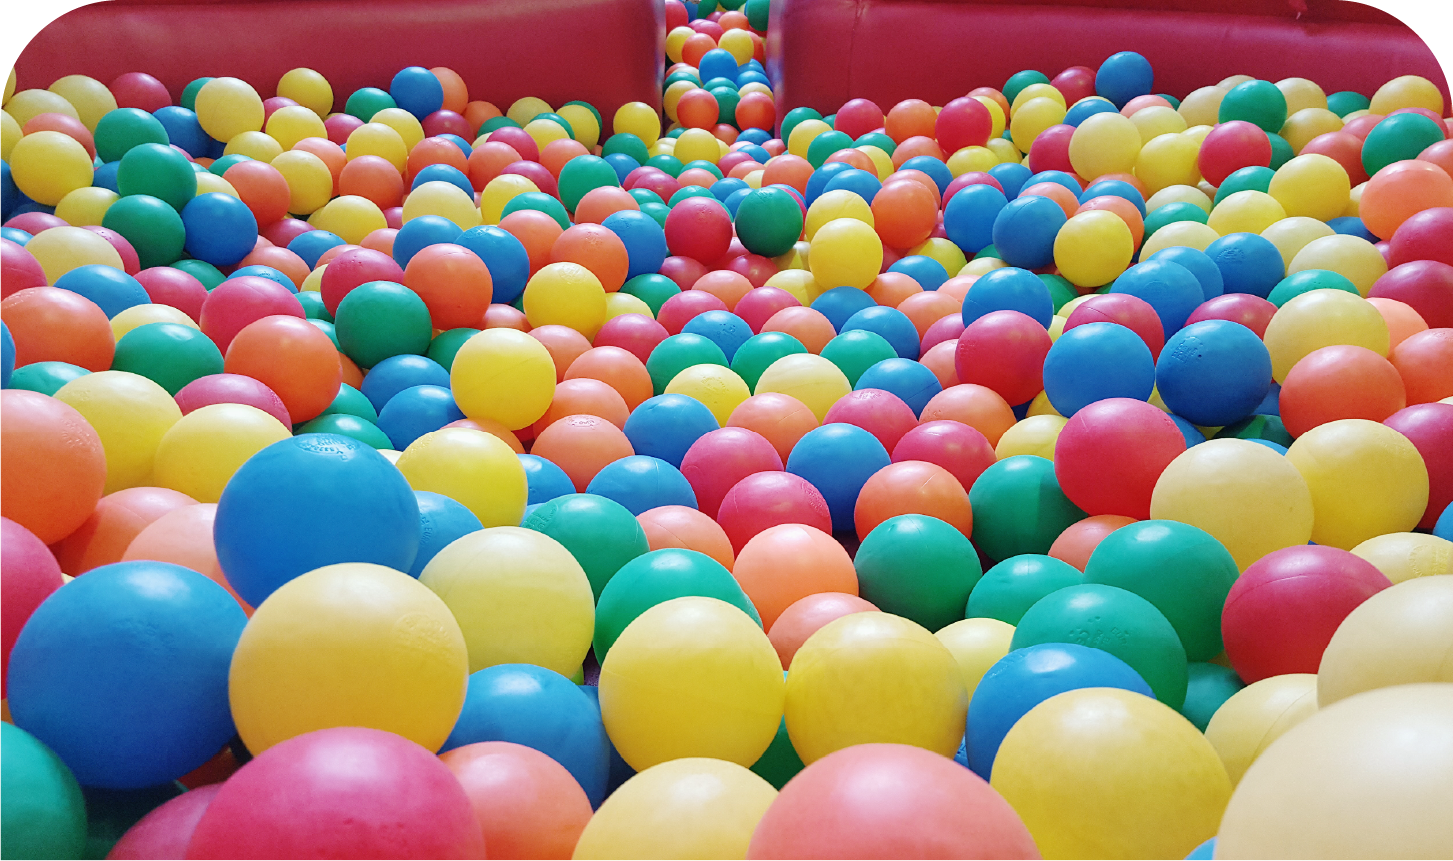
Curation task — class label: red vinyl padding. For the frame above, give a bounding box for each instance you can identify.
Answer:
[14,0,665,129]
[767,0,1448,117]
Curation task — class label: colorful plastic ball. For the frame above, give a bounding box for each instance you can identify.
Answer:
[223,314,341,422]
[1052,209,1134,288]
[439,742,592,861]
[969,454,1088,563]
[594,546,758,660]
[1052,397,1184,520]
[7,560,245,788]
[950,310,1049,408]
[1279,344,1405,436]
[531,414,636,491]
[1369,261,1453,331]
[715,469,833,553]
[991,687,1230,859]
[173,371,289,424]
[849,358,938,417]
[768,592,878,671]
[965,553,1083,625]
[1317,573,1453,708]
[1218,79,1287,133]
[599,596,782,770]
[395,425,525,525]
[1202,673,1318,787]
[1094,50,1153,108]
[1219,544,1390,683]
[187,726,481,860]
[1042,321,1155,416]
[785,611,965,762]
[807,217,883,291]
[1263,288,1389,384]
[751,353,849,421]
[662,196,732,265]
[1360,159,1453,241]
[449,328,556,430]
[1285,418,1430,548]
[1384,402,1453,529]
[991,194,1066,270]
[178,192,258,269]
[620,394,718,470]
[1200,231,1285,300]
[585,455,696,515]
[1154,318,1273,427]
[50,263,148,319]
[852,513,978,630]
[0,722,88,860]
[782,422,890,532]
[1110,258,1204,337]
[674,426,781,520]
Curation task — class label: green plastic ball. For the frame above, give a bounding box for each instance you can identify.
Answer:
[620,274,682,315]
[973,244,1002,260]
[1361,112,1447,178]
[1180,662,1245,732]
[93,108,170,164]
[523,492,651,601]
[110,322,224,395]
[1267,131,1293,170]
[334,281,433,369]
[732,331,808,391]
[207,154,252,177]
[1144,202,1209,239]
[117,143,198,211]
[0,723,87,861]
[627,187,664,208]
[297,413,393,449]
[780,107,823,146]
[1213,166,1274,205]
[1267,269,1359,307]
[6,361,90,396]
[296,290,332,322]
[101,194,186,269]
[319,383,378,422]
[966,553,1085,625]
[427,327,480,371]
[558,155,621,212]
[1218,80,1288,133]
[479,116,521,134]
[180,77,212,112]
[645,154,684,177]
[967,455,1087,563]
[750,717,805,790]
[681,160,724,180]
[734,186,804,257]
[855,513,983,631]
[1012,583,1189,708]
[854,132,896,155]
[534,112,575,140]
[819,329,896,387]
[805,129,853,169]
[645,333,729,395]
[1039,274,1078,313]
[668,186,719,208]
[308,319,340,350]
[500,191,571,229]
[603,133,650,165]
[343,87,397,122]
[592,547,760,659]
[169,259,225,291]
[1003,70,1051,105]
[1215,414,1293,447]
[640,201,670,229]
[1326,90,1371,118]
[745,0,771,32]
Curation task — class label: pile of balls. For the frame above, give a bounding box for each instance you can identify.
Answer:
[3,11,1453,859]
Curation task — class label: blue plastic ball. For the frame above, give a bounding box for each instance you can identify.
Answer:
[1434,503,1452,541]
[698,49,741,85]
[1043,322,1156,417]
[411,164,474,198]
[1025,170,1083,197]
[6,561,246,789]
[1110,259,1205,336]
[1169,414,1207,447]
[988,162,1033,199]
[389,66,445,120]
[943,183,1008,255]
[1204,232,1286,299]
[360,354,450,412]
[1064,97,1119,127]
[152,107,208,157]
[1096,51,1154,108]
[786,423,891,531]
[1,226,31,246]
[681,310,753,361]
[812,286,877,332]
[586,455,698,515]
[889,255,949,291]
[899,156,952,194]
[602,210,670,281]
[227,264,297,291]
[1327,216,1377,242]
[992,194,1066,270]
[458,226,530,304]
[1147,246,1224,301]
[712,178,750,203]
[181,192,257,268]
[376,384,464,449]
[214,434,422,607]
[1079,179,1146,215]
[622,393,719,467]
[854,357,943,416]
[288,229,345,269]
[410,490,483,577]
[519,453,577,506]
[962,266,1054,327]
[823,168,883,204]
[440,664,610,807]
[604,153,640,183]
[1,321,13,388]
[804,162,853,205]
[53,265,150,318]
[392,215,464,269]
[965,643,1153,779]
[841,305,920,359]
[1,161,21,217]
[1155,320,1273,427]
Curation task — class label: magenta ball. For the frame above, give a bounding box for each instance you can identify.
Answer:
[174,373,292,426]
[822,389,919,453]
[657,290,729,335]
[890,419,997,492]
[920,314,965,353]
[110,783,221,860]
[954,310,1051,407]
[1064,293,1166,359]
[1383,402,1453,529]
[198,276,304,353]
[1183,292,1278,338]
[1387,206,1453,268]
[1369,260,1453,329]
[1052,397,1187,520]
[593,313,669,364]
[735,287,801,333]
[135,267,209,322]
[664,197,734,265]
[716,470,833,552]
[1,517,64,696]
[679,426,784,519]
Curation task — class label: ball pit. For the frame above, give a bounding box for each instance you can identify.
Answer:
[5,20,1453,859]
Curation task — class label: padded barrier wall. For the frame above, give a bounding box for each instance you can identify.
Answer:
[14,0,665,130]
[767,0,1448,116]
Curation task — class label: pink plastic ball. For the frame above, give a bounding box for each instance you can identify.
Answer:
[174,373,292,427]
[198,277,305,352]
[890,419,997,493]
[716,471,833,552]
[1183,292,1278,339]
[593,313,669,365]
[1053,397,1186,520]
[679,427,784,519]
[1064,293,1166,359]
[135,267,208,321]
[822,389,919,453]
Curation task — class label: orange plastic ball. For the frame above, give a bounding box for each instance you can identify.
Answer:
[888,168,942,207]
[464,101,502,133]
[52,486,196,576]
[466,141,522,191]
[919,340,961,389]
[550,224,630,292]
[678,168,719,189]
[1359,159,1453,240]
[762,306,836,353]
[541,139,591,178]
[1279,345,1407,437]
[872,179,939,250]
[443,417,525,453]
[483,303,531,331]
[1367,297,1429,349]
[1021,181,1080,219]
[316,243,361,267]
[0,390,107,544]
[528,324,593,382]
[768,592,879,670]
[1047,514,1137,571]
[762,155,814,194]
[920,384,1017,446]
[897,291,960,339]
[1,286,115,371]
[637,504,736,571]
[532,377,630,432]
[890,136,946,169]
[405,137,468,185]
[121,502,251,612]
[224,315,343,424]
[732,523,859,629]
[431,67,469,114]
[236,245,310,291]
[440,742,593,861]
[866,271,924,307]
[736,93,777,132]
[677,89,721,130]
[404,243,494,330]
[224,160,292,227]
[1389,327,1453,404]
[824,148,875,173]
[728,392,821,462]
[885,99,937,144]
[573,187,640,225]
[530,414,635,489]
[339,353,364,389]
[564,345,654,411]
[360,229,396,256]
[681,33,718,67]
[500,209,565,275]
[853,461,973,540]
[693,270,753,310]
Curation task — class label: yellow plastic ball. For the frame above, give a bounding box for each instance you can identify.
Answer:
[1343,181,1365,217]
[804,189,874,240]
[946,145,998,177]
[276,68,334,117]
[194,77,264,143]
[648,138,677,159]
[1053,210,1134,288]
[1369,74,1445,116]
[524,117,570,150]
[150,403,291,503]
[449,328,557,429]
[1268,153,1351,221]
[3,67,13,104]
[718,28,756,64]
[54,186,118,227]
[1274,77,1328,115]
[600,596,784,771]
[972,95,1007,141]
[479,174,538,225]
[110,304,197,340]
[738,82,774,99]
[986,137,1022,164]
[1285,419,1430,550]
[906,237,967,279]
[1069,112,1142,179]
[1215,683,1453,859]
[4,89,79,127]
[47,75,116,132]
[1026,389,1062,417]
[418,526,594,675]
[787,119,831,159]
[1008,96,1066,153]
[265,104,327,151]
[523,262,607,338]
[990,687,1231,860]
[507,96,552,127]
[934,617,1015,700]
[1261,216,1335,268]
[1350,533,1453,584]
[9,130,93,206]
[1204,673,1318,786]
[1150,439,1314,571]
[301,264,326,293]
[1047,314,1067,340]
[373,105,426,150]
[754,354,851,421]
[785,611,966,764]
[555,104,601,150]
[402,180,481,230]
[666,364,750,425]
[849,145,888,180]
[1141,220,1223,259]
[1208,190,1287,235]
[665,27,695,64]
[1279,107,1343,154]
[1178,86,1227,127]
[673,128,722,165]
[1287,233,1386,296]
[1146,184,1213,214]
[229,562,468,754]
[763,269,817,304]
[1011,83,1066,113]
[223,130,283,163]
[270,149,333,215]
[1264,289,1389,382]
[995,415,1065,460]
[193,173,238,198]
[604,291,653,320]
[960,256,1007,277]
[1,110,20,162]
[345,122,408,171]
[614,101,661,147]
[309,194,388,244]
[53,371,181,495]
[573,758,776,860]
[1130,105,1187,144]
[1182,124,1213,145]
[1135,132,1203,194]
[23,225,125,283]
[1317,575,1453,708]
[396,428,526,527]
[809,217,882,291]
